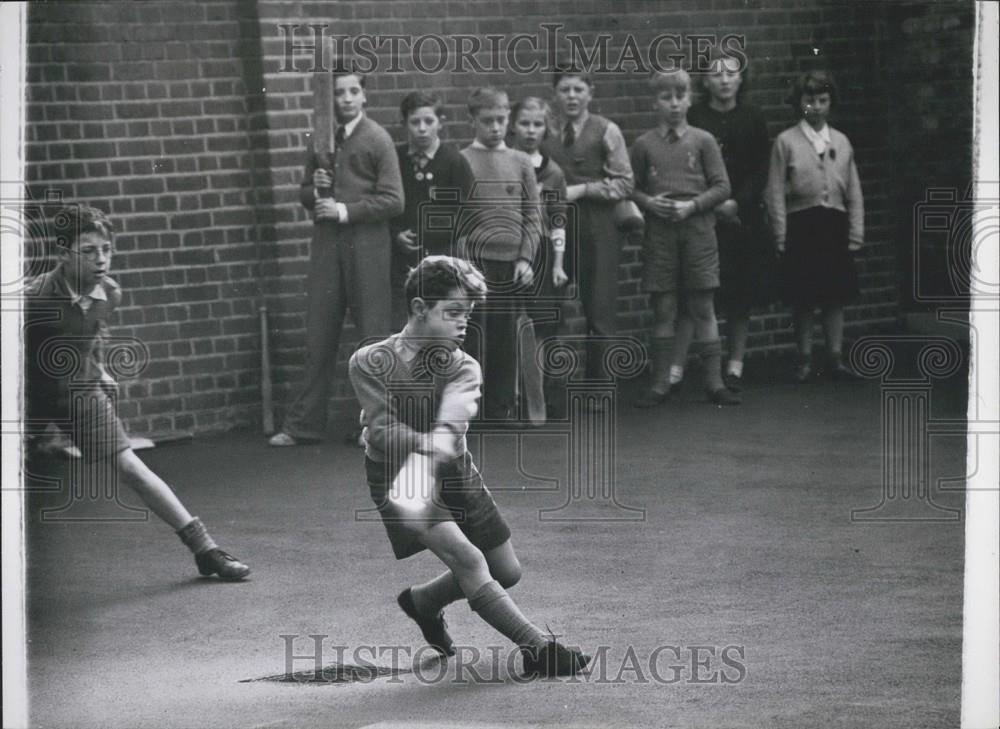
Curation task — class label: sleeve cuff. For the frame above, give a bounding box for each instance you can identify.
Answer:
[335,202,348,223]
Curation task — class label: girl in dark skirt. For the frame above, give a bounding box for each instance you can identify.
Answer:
[669,48,776,393]
[765,70,865,382]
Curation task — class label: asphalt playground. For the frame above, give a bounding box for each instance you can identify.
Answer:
[23,362,968,729]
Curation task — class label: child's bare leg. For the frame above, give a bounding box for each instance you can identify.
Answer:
[642,292,678,398]
[726,304,752,374]
[669,309,696,386]
[822,306,845,358]
[411,540,522,616]
[687,290,730,396]
[418,522,547,649]
[118,448,249,579]
[794,306,815,356]
[117,448,192,530]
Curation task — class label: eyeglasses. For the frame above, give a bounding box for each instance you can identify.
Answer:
[70,243,113,261]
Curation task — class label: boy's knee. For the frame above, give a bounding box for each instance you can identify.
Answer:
[445,541,489,576]
[493,560,521,589]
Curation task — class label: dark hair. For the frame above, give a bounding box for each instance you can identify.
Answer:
[695,46,750,99]
[787,70,836,112]
[53,204,113,250]
[331,55,366,87]
[400,91,444,121]
[550,62,592,88]
[467,87,509,116]
[404,255,487,314]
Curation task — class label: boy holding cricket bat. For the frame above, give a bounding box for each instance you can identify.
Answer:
[269,65,404,447]
[348,255,589,678]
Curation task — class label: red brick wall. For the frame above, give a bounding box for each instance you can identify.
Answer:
[24,0,975,437]
[25,0,269,437]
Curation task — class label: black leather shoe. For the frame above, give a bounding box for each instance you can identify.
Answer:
[398,588,456,657]
[707,387,741,406]
[521,641,591,678]
[195,548,250,581]
[632,387,669,409]
[722,372,743,393]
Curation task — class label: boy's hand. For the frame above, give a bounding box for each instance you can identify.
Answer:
[566,184,587,202]
[646,194,676,220]
[313,168,333,190]
[396,229,419,253]
[552,265,569,288]
[514,259,535,287]
[715,199,739,224]
[670,200,696,221]
[417,426,459,463]
[314,198,340,221]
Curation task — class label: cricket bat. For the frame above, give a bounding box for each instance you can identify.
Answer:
[517,313,546,426]
[389,452,437,519]
[260,305,274,434]
[312,68,337,196]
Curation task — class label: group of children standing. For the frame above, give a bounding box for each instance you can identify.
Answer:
[24,49,865,679]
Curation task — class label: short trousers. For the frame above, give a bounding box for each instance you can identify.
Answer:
[29,385,129,462]
[365,451,512,560]
[641,214,720,292]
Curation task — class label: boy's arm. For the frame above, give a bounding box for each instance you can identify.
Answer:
[342,130,405,224]
[628,140,655,210]
[349,348,423,457]
[519,157,542,263]
[764,137,788,248]
[734,109,770,213]
[580,121,635,201]
[845,145,865,247]
[388,146,408,239]
[692,135,731,213]
[435,356,482,434]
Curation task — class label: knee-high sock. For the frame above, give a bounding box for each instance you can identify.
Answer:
[650,336,674,392]
[176,516,217,555]
[694,339,725,392]
[412,571,464,616]
[468,580,547,649]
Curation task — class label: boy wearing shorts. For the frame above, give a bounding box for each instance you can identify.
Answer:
[348,255,588,677]
[24,205,250,581]
[630,70,738,406]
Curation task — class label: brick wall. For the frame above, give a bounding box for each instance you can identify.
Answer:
[24,0,975,438]
[25,0,270,437]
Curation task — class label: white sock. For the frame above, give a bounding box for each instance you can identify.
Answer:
[727,360,743,378]
[669,365,684,384]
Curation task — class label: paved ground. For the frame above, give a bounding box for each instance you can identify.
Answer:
[24,366,968,729]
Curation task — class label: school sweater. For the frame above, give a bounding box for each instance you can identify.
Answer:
[390,141,475,256]
[300,115,404,224]
[459,142,541,262]
[349,332,481,463]
[24,266,122,412]
[765,122,864,245]
[630,124,731,213]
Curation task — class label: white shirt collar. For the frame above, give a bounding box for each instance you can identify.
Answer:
[528,150,543,167]
[470,139,508,151]
[340,113,364,139]
[408,136,441,161]
[799,119,830,155]
[64,278,107,311]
